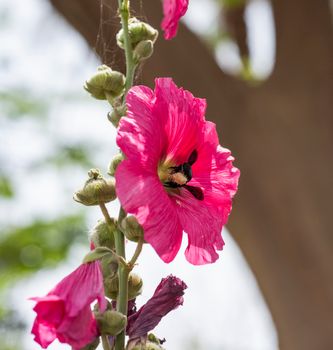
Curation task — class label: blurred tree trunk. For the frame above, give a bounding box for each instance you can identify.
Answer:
[49,0,333,349]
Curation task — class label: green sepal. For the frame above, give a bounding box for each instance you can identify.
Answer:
[83,247,114,264]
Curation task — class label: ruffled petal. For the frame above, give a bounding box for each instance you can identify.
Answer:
[171,189,225,265]
[116,160,183,263]
[154,78,206,165]
[191,122,240,222]
[117,85,165,170]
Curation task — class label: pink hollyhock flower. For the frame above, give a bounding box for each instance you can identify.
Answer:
[127,275,187,339]
[116,78,239,265]
[30,261,106,349]
[161,0,189,40]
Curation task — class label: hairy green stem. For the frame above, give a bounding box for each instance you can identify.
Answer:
[118,0,136,93]
[99,203,128,350]
[114,206,128,350]
[110,2,139,348]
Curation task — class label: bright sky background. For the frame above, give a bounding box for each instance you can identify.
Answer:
[0,0,278,349]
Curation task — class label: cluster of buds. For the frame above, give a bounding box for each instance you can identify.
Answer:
[84,17,158,130]
[117,18,158,64]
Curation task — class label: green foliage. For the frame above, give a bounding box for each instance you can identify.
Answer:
[0,90,48,119]
[0,175,14,198]
[41,144,95,168]
[0,215,86,288]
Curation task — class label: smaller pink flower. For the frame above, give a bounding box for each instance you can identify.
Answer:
[161,0,189,40]
[127,275,187,339]
[30,261,106,349]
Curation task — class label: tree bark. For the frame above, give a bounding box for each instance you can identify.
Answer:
[49,0,333,349]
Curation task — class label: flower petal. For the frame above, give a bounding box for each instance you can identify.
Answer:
[32,317,58,349]
[117,85,165,170]
[50,261,106,317]
[161,0,189,40]
[154,78,206,165]
[30,262,105,349]
[116,160,183,263]
[171,189,225,265]
[57,307,98,350]
[191,121,240,222]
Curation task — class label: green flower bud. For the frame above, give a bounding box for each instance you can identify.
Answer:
[104,274,119,300]
[133,40,154,63]
[145,342,165,350]
[96,310,127,336]
[73,169,116,206]
[121,216,144,243]
[100,252,119,280]
[91,218,116,249]
[128,272,143,300]
[104,272,143,300]
[79,337,100,350]
[129,340,165,350]
[108,153,125,176]
[107,104,127,127]
[147,334,160,344]
[84,65,125,100]
[117,18,158,50]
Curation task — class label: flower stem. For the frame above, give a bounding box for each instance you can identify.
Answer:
[99,203,129,350]
[118,0,136,94]
[114,206,128,350]
[111,2,137,348]
[129,238,144,268]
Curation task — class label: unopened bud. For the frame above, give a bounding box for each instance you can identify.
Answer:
[117,18,158,50]
[121,216,144,243]
[84,65,125,100]
[79,337,100,350]
[107,104,127,127]
[133,40,154,63]
[145,343,165,350]
[96,310,127,336]
[128,273,143,300]
[74,168,116,206]
[147,334,161,344]
[108,153,125,176]
[129,340,164,350]
[104,272,143,300]
[100,252,119,280]
[91,219,116,249]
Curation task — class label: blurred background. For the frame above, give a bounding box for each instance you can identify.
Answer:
[0,0,332,349]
